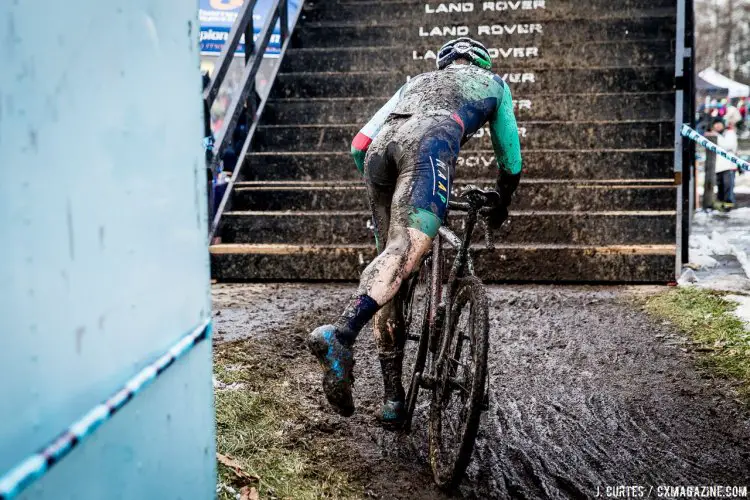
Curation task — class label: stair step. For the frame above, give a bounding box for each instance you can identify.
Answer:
[210,243,676,282]
[281,41,673,73]
[263,92,675,124]
[218,210,675,245]
[210,0,680,283]
[251,121,674,152]
[231,181,676,211]
[300,1,676,24]
[241,150,675,181]
[271,67,675,98]
[293,17,676,47]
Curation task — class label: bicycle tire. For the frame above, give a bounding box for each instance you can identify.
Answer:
[428,275,489,489]
[402,259,432,432]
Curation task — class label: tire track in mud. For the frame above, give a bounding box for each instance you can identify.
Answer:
[463,288,750,499]
[213,284,750,499]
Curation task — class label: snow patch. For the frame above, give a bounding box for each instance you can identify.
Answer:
[698,274,750,293]
[689,230,750,278]
[678,268,698,285]
[690,254,719,269]
[727,206,750,220]
[725,295,750,330]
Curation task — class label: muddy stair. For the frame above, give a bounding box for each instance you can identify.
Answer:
[210,0,678,282]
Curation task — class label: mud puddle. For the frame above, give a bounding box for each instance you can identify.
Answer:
[213,284,750,499]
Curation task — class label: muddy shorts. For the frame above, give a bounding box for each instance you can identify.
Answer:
[363,113,463,248]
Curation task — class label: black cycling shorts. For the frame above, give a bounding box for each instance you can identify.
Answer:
[364,113,463,240]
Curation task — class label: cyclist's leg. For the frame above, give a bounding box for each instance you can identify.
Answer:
[308,117,458,417]
[359,140,412,421]
[358,117,459,305]
[306,126,397,417]
[366,119,460,426]
[327,130,412,350]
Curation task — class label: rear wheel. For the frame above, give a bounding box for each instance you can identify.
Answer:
[428,276,489,488]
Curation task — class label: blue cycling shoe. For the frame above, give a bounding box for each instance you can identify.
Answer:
[377,399,406,430]
[308,325,355,417]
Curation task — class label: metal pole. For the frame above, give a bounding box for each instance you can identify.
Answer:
[674,0,686,278]
[280,0,289,43]
[681,0,694,265]
[244,17,254,64]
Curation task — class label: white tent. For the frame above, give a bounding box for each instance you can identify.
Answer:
[698,68,750,98]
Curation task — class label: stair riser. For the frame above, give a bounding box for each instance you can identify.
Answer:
[242,151,675,181]
[293,18,676,48]
[281,42,673,73]
[301,1,676,24]
[263,93,675,125]
[220,213,675,245]
[211,247,675,282]
[232,185,677,211]
[252,122,674,152]
[272,68,675,98]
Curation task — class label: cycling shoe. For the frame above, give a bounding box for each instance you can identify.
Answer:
[308,325,355,417]
[377,399,406,430]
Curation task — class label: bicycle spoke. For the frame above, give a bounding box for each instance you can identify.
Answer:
[447,414,458,436]
[451,381,470,396]
[450,357,468,368]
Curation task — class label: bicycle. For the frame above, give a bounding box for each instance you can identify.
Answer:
[398,187,501,489]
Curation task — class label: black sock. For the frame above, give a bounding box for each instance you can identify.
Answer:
[379,353,405,402]
[334,294,379,346]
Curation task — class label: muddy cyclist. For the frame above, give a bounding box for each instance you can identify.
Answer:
[308,38,523,428]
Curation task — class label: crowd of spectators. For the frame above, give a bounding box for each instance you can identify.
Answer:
[698,97,745,211]
[697,97,749,138]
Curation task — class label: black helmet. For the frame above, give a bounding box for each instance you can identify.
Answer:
[437,38,492,70]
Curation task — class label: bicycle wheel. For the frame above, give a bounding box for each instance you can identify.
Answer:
[428,275,489,488]
[402,257,432,432]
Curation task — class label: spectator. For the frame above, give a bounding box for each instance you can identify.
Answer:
[712,117,739,210]
[725,104,742,128]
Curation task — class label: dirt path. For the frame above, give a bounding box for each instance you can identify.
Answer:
[213,284,750,499]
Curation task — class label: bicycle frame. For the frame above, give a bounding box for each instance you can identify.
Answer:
[423,201,483,369]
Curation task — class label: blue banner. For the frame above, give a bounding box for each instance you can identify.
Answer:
[199,0,300,56]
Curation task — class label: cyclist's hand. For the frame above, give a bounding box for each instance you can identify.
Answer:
[486,203,509,230]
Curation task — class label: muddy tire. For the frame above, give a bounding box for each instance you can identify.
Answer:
[428,276,489,489]
[402,258,432,432]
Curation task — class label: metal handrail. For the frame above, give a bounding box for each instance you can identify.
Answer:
[204,0,303,241]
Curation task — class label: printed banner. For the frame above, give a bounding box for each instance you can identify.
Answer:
[199,0,301,56]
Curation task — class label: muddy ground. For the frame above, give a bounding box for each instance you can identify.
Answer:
[212,284,750,499]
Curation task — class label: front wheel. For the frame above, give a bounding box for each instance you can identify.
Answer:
[428,276,489,489]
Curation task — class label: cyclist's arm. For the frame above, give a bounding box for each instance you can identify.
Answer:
[351,86,404,175]
[489,82,523,206]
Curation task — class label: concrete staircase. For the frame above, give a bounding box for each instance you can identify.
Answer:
[210,0,678,282]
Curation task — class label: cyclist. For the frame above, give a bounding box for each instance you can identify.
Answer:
[308,38,523,427]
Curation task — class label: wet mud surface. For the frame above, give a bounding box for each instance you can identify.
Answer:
[213,284,750,499]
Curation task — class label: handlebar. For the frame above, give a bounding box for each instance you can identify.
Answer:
[446,188,505,250]
[447,188,502,213]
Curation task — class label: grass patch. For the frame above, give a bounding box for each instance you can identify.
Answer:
[214,342,363,499]
[645,287,750,401]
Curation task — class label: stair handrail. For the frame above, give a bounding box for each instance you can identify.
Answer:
[204,0,302,241]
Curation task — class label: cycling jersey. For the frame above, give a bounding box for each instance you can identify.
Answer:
[351,64,522,240]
